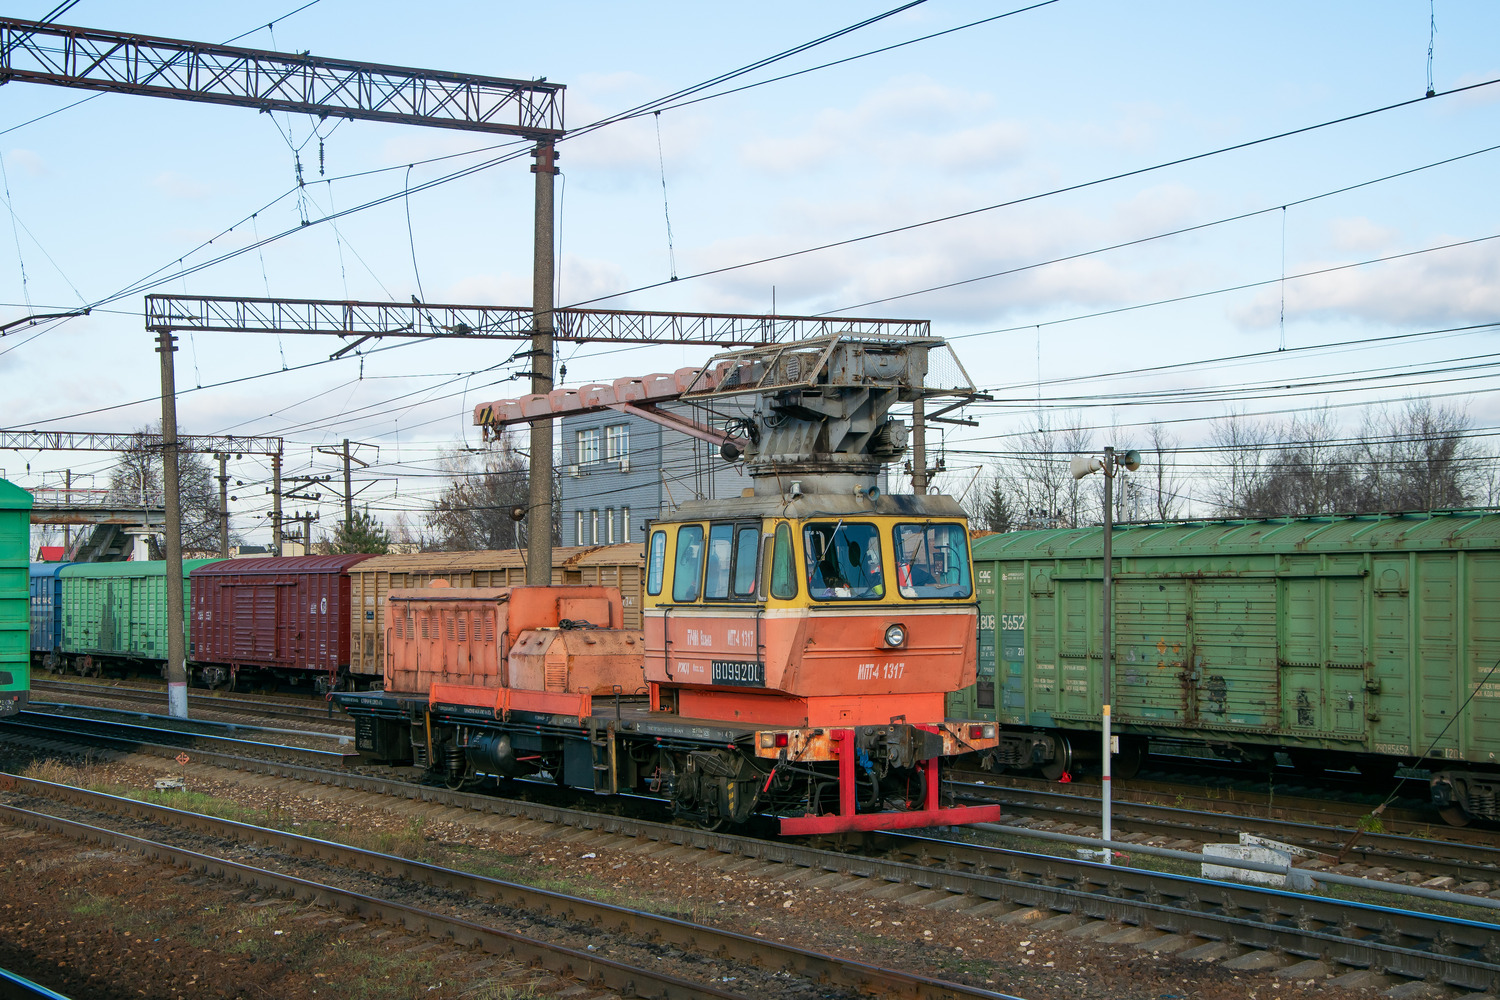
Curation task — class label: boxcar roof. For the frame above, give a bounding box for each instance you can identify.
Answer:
[29,562,70,579]
[59,558,223,578]
[191,554,375,576]
[0,478,32,510]
[353,545,607,573]
[566,543,644,567]
[971,510,1500,560]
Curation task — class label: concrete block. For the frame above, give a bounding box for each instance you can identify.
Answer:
[1201,843,1315,890]
[1222,950,1293,972]
[961,899,1017,917]
[1064,921,1120,940]
[900,889,955,907]
[1034,913,1084,933]
[1274,960,1336,980]
[995,907,1049,925]
[928,893,980,911]
[1383,983,1446,999]
[1136,934,1197,954]
[1327,970,1395,990]
[1178,940,1244,962]
[1098,927,1162,946]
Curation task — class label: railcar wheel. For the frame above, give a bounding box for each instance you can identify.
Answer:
[1039,736,1073,782]
[1439,805,1471,828]
[1112,737,1145,781]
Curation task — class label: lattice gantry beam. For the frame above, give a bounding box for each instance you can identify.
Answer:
[0,17,564,138]
[145,295,932,348]
[0,429,283,456]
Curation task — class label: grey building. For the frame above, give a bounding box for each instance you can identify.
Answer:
[558,401,751,547]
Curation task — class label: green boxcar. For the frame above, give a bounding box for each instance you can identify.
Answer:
[57,559,221,672]
[0,478,32,715]
[954,512,1500,823]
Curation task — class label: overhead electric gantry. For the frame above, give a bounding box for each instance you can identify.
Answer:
[0,12,568,717]
[0,430,284,557]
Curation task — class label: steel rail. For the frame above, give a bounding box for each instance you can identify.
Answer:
[0,774,1023,1000]
[0,966,72,1000]
[953,782,1500,881]
[2,713,355,766]
[0,800,746,1000]
[5,717,1497,991]
[26,699,351,741]
[31,679,351,725]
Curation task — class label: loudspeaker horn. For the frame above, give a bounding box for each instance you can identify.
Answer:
[1070,455,1103,480]
[1121,449,1142,472]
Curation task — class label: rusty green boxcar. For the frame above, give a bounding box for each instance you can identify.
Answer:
[953,511,1500,824]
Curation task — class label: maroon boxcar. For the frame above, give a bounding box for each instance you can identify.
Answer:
[190,555,375,690]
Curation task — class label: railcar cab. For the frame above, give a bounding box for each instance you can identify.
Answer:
[641,491,980,731]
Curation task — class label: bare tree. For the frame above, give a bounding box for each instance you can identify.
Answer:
[1146,422,1183,520]
[105,423,223,556]
[1207,409,1269,516]
[994,413,1090,528]
[1356,398,1482,510]
[425,434,538,550]
[1206,399,1483,518]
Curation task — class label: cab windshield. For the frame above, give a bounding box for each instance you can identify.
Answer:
[803,522,884,601]
[894,522,972,599]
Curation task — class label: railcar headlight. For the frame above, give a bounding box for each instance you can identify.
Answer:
[883,623,907,648]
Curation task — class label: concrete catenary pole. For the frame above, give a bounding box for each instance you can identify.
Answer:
[911,396,927,494]
[527,141,558,585]
[156,330,189,719]
[342,438,353,528]
[271,452,283,557]
[216,452,229,557]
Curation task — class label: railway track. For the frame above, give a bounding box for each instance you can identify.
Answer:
[952,780,1500,888]
[31,678,352,727]
[0,773,1023,1000]
[3,716,1498,995]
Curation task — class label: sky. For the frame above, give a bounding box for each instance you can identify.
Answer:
[2,0,1499,545]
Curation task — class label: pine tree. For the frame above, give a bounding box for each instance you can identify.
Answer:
[329,509,392,554]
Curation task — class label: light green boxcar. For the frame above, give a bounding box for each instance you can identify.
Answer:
[955,512,1500,823]
[58,559,221,668]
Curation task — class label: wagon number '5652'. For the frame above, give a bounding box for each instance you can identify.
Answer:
[1000,613,1025,630]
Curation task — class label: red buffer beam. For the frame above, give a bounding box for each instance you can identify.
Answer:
[0,17,564,138]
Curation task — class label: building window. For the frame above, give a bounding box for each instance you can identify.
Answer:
[576,428,601,465]
[575,511,585,545]
[606,508,616,544]
[605,424,629,462]
[622,507,631,539]
[590,509,600,544]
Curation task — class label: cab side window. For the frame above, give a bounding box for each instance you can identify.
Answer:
[703,523,735,600]
[646,530,666,596]
[732,525,759,598]
[673,525,705,602]
[770,522,798,600]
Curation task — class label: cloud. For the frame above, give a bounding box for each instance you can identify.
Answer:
[4,149,45,177]
[1326,217,1398,254]
[739,75,1022,176]
[1232,239,1500,328]
[152,171,212,200]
